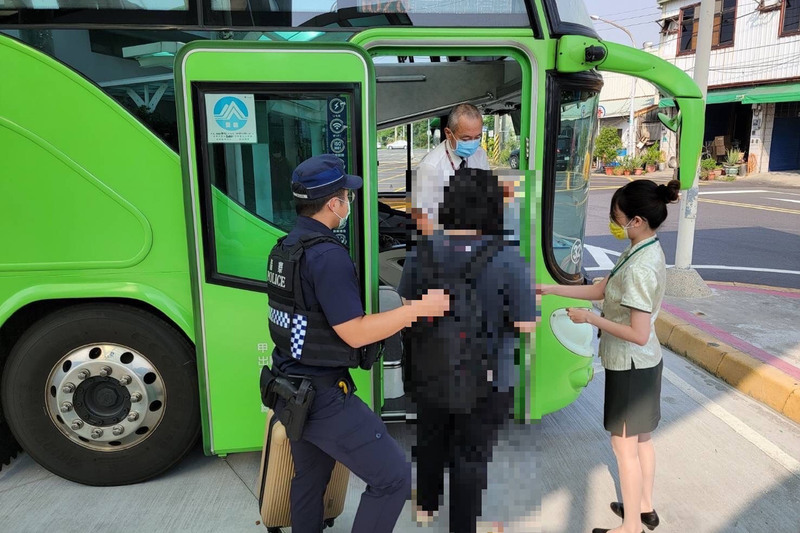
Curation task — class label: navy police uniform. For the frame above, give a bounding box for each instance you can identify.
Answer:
[269,155,411,533]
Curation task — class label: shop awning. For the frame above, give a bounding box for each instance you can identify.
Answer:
[658,82,800,108]
[743,83,800,104]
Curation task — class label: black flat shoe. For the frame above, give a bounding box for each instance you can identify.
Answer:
[610,502,660,530]
[591,529,644,533]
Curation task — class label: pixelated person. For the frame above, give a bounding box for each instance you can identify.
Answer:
[412,104,490,235]
[540,179,681,533]
[398,167,537,533]
[263,155,451,532]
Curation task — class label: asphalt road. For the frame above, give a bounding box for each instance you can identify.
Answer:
[584,174,800,289]
[377,148,800,289]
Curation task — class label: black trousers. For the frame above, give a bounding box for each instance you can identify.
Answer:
[413,390,513,533]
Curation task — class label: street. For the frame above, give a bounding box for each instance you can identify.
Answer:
[377,147,800,289]
[585,174,800,289]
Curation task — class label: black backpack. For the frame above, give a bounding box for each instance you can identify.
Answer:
[402,236,503,413]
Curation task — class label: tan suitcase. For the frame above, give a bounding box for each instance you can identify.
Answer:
[256,410,350,532]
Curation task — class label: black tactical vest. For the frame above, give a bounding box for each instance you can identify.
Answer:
[266,232,362,368]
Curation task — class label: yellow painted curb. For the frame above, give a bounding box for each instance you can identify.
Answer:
[665,323,727,375]
[656,311,800,424]
[716,350,798,416]
[784,390,800,422]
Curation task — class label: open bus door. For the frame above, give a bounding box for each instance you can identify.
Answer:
[174,42,381,455]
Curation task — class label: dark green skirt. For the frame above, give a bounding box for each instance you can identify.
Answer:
[604,359,663,437]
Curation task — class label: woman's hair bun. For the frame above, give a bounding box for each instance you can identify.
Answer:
[658,179,681,204]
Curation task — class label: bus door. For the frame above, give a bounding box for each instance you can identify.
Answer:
[174,42,379,454]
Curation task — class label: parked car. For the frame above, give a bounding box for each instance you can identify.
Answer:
[386,139,408,150]
[510,136,571,170]
[509,148,520,169]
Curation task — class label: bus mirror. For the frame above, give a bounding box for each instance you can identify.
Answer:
[658,111,680,133]
[585,45,606,63]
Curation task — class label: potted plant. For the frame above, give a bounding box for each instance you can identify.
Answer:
[594,127,623,174]
[634,155,644,175]
[644,143,659,173]
[657,150,667,171]
[738,154,748,177]
[724,149,741,176]
[621,155,635,176]
[700,158,717,181]
[613,166,624,176]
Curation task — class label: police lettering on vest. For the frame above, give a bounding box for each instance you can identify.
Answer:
[266,233,381,370]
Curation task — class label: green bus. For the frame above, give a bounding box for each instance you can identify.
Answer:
[0,0,703,486]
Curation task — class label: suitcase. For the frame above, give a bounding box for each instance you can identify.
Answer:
[256,409,350,532]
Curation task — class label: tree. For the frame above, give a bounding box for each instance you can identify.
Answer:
[593,127,623,166]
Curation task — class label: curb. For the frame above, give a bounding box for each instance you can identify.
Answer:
[655,309,800,424]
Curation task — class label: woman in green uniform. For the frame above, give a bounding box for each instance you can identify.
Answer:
[540,179,680,533]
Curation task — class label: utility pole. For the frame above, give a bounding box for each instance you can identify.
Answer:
[668,0,713,297]
[590,15,636,157]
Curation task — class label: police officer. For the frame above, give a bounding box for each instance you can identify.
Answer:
[266,155,450,533]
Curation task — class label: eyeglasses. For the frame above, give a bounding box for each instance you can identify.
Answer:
[343,190,356,204]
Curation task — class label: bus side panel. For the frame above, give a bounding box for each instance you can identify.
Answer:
[0,36,207,441]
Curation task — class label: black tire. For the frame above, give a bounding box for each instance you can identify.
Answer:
[509,155,519,169]
[0,303,200,486]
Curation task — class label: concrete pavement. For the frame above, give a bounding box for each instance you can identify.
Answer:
[656,281,800,424]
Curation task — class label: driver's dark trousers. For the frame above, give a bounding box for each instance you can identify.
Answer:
[275,382,411,533]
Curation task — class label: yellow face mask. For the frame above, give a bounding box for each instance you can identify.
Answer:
[609,219,633,240]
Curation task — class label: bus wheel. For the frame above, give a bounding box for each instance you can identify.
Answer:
[0,303,200,486]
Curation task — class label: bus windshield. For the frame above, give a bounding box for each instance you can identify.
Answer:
[0,0,532,29]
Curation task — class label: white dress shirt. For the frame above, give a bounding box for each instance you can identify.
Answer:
[412,140,490,225]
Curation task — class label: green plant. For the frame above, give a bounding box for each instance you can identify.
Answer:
[593,127,623,165]
[701,158,717,172]
[643,143,660,166]
[726,149,742,166]
[621,155,636,172]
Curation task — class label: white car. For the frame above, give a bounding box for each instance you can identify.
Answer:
[386,139,408,150]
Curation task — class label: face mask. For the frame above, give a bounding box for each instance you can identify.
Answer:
[609,219,634,240]
[451,138,481,159]
[331,198,350,229]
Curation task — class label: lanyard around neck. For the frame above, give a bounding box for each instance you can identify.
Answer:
[608,238,658,279]
[445,143,466,171]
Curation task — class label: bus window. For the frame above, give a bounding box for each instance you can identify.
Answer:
[545,75,600,282]
[194,86,358,285]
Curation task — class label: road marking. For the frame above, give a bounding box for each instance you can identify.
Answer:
[698,190,768,195]
[583,244,619,269]
[767,197,800,205]
[663,367,800,479]
[698,198,800,215]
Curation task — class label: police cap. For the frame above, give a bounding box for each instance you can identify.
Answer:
[291,155,363,200]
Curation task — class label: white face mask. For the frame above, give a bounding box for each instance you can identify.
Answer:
[330,197,350,229]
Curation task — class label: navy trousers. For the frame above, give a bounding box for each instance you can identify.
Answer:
[275,383,411,533]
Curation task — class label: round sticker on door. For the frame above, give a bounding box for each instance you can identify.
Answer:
[570,239,582,265]
[330,138,346,154]
[329,98,346,114]
[330,119,345,134]
[213,96,249,131]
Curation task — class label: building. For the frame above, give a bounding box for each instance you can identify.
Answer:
[597,70,661,157]
[656,0,800,172]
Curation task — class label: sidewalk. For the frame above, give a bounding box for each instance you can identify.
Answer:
[593,168,800,188]
[656,281,800,423]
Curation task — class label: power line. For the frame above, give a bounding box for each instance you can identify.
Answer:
[592,5,663,19]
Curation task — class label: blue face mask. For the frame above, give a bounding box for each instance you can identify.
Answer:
[452,138,481,159]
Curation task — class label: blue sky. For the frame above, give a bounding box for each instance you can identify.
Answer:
[583,0,663,48]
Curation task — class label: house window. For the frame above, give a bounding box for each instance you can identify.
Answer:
[678,0,736,55]
[782,0,800,36]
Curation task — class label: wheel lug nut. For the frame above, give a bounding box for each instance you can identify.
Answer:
[112,425,124,436]
[77,370,90,380]
[130,392,142,402]
[90,428,103,439]
[71,420,84,430]
[127,412,139,422]
[60,402,73,413]
[98,366,112,377]
[119,375,132,385]
[62,383,75,394]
